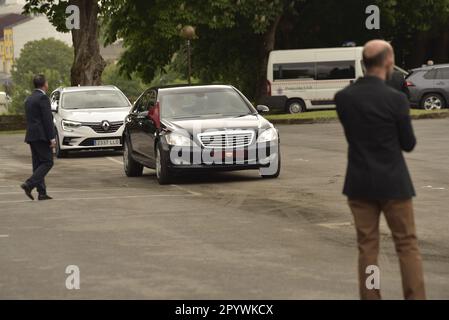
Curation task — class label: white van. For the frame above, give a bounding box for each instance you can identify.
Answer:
[263,47,365,113]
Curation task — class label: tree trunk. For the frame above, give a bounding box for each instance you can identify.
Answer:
[255,15,282,103]
[70,0,106,86]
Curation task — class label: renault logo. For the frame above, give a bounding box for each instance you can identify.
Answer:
[101,120,110,132]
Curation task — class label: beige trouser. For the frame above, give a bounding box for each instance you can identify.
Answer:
[348,199,426,300]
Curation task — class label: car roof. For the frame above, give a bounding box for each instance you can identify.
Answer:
[57,85,120,93]
[411,63,449,72]
[156,84,235,94]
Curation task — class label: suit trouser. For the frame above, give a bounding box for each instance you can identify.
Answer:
[348,199,426,300]
[26,141,53,195]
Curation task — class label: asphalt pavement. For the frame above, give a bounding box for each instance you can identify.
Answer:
[0,119,448,299]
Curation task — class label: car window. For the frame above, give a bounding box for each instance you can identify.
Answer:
[134,91,150,113]
[160,89,252,119]
[423,69,437,80]
[316,61,356,80]
[436,68,449,80]
[50,91,60,103]
[273,63,315,80]
[62,90,129,110]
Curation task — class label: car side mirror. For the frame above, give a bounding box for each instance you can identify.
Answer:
[256,105,270,113]
[51,101,58,112]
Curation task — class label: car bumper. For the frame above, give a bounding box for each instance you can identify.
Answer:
[58,125,124,150]
[162,142,279,173]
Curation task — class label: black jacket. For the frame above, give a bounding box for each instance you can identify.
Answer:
[335,76,416,200]
[24,89,55,143]
[386,70,410,98]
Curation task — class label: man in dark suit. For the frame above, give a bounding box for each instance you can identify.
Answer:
[20,74,56,201]
[335,40,426,300]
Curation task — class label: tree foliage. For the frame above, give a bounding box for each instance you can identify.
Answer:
[10,38,73,113]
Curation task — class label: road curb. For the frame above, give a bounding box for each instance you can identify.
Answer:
[268,111,449,125]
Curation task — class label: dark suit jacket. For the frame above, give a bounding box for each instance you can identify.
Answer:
[24,89,55,143]
[335,76,416,200]
[386,70,410,98]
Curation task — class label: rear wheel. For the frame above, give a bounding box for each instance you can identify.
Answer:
[155,143,173,185]
[123,137,143,177]
[421,93,446,110]
[54,133,68,158]
[286,99,306,114]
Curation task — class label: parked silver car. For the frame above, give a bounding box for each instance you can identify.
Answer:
[406,64,449,110]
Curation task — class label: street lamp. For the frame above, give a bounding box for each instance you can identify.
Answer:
[180,25,196,85]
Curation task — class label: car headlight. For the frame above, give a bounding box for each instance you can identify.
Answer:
[62,119,82,132]
[166,132,193,147]
[257,127,278,143]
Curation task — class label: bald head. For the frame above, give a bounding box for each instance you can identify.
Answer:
[362,40,395,79]
[363,40,394,68]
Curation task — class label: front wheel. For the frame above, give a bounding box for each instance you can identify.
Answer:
[260,146,281,179]
[54,133,68,158]
[123,137,143,177]
[155,144,173,185]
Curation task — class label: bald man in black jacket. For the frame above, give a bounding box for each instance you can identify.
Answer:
[20,74,56,201]
[335,40,425,300]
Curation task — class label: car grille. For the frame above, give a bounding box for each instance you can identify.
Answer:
[198,130,254,149]
[82,121,124,133]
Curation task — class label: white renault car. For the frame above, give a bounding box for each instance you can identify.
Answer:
[50,86,132,158]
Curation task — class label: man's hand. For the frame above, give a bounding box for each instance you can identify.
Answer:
[50,139,57,149]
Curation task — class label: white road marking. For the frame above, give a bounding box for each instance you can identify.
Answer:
[293,158,310,162]
[171,184,202,196]
[0,194,197,204]
[317,222,352,229]
[0,234,9,238]
[422,185,446,190]
[106,157,123,165]
[0,188,145,195]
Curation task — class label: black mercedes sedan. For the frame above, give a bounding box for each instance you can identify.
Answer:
[122,85,280,184]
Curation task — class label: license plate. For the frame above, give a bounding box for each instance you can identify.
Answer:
[94,139,120,146]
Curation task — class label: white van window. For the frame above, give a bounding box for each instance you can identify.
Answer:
[316,61,355,80]
[273,63,315,80]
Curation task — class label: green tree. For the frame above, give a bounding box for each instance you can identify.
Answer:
[10,38,73,114]
[23,0,110,86]
[101,63,147,103]
[103,0,299,101]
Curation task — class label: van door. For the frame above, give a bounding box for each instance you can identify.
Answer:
[314,60,356,108]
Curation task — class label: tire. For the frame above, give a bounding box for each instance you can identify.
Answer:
[421,93,446,110]
[155,143,172,185]
[54,133,68,158]
[286,99,306,114]
[260,144,281,179]
[123,137,143,177]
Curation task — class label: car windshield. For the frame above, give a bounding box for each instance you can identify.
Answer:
[62,90,129,109]
[160,89,252,119]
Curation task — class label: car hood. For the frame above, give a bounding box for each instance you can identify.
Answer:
[59,107,131,123]
[162,114,272,134]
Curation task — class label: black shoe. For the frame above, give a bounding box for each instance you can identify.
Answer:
[38,194,53,201]
[20,183,34,200]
